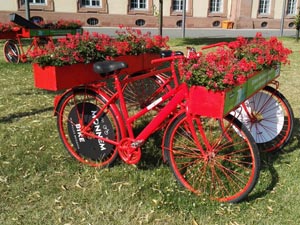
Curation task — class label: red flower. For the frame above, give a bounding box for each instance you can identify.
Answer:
[236,75,247,84]
[223,73,235,85]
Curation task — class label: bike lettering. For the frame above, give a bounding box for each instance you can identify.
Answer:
[92,110,107,151]
[75,124,85,143]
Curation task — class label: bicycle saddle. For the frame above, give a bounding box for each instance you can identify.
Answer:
[93,61,128,76]
[160,50,184,58]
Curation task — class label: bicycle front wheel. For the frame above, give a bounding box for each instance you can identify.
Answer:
[164,113,260,203]
[56,88,122,167]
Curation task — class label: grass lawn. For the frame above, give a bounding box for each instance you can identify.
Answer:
[0,37,300,225]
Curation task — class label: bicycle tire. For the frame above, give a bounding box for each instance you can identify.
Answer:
[3,40,20,63]
[233,86,294,152]
[56,88,122,167]
[163,113,260,203]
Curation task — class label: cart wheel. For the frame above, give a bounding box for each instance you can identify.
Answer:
[3,40,20,63]
[163,113,260,203]
[232,86,294,152]
[56,88,122,167]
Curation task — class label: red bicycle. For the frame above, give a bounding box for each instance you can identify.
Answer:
[53,54,261,203]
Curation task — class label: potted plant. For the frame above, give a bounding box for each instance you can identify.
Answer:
[183,33,292,118]
[30,26,169,91]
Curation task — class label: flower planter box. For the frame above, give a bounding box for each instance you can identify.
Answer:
[188,66,280,118]
[0,31,17,40]
[33,63,101,91]
[33,53,160,91]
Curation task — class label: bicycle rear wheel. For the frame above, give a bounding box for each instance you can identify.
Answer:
[233,86,294,152]
[56,88,122,167]
[123,73,169,114]
[164,113,260,203]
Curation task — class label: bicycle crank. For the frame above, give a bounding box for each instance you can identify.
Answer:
[118,138,142,164]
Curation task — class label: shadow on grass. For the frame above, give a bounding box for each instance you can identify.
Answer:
[0,106,53,123]
[186,37,235,45]
[246,153,279,201]
[170,37,237,47]
[247,117,300,201]
[281,116,300,154]
[133,122,165,170]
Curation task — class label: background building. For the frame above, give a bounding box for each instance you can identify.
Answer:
[0,0,298,29]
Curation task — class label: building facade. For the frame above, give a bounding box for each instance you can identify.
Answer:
[0,0,298,29]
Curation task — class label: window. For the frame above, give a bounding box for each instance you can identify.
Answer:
[261,21,268,27]
[176,20,182,27]
[81,0,101,7]
[258,0,270,14]
[21,0,46,4]
[19,0,53,11]
[135,19,145,26]
[287,0,297,15]
[30,16,44,24]
[288,22,295,28]
[78,0,107,13]
[212,21,221,27]
[171,0,192,16]
[129,0,153,15]
[130,0,147,10]
[173,0,183,11]
[87,18,99,25]
[210,0,223,13]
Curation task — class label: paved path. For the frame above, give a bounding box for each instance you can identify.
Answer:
[84,27,297,38]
